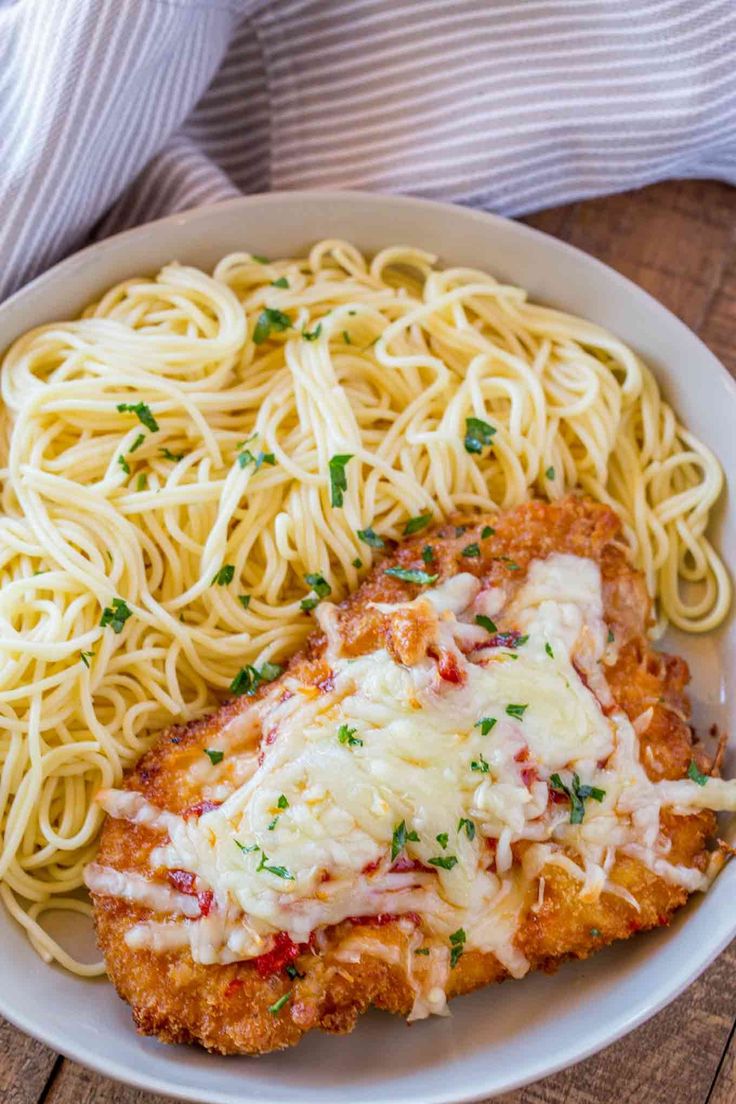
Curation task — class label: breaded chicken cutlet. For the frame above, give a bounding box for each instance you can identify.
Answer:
[86,497,736,1054]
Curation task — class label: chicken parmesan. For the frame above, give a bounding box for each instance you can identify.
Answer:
[87,497,736,1054]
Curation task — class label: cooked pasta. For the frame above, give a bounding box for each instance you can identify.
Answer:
[0,239,728,974]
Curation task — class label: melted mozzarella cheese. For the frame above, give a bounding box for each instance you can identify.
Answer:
[89,552,736,1018]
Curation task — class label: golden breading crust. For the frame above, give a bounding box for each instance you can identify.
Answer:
[91,497,716,1054]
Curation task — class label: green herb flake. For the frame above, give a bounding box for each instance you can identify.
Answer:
[256,851,294,880]
[462,542,480,558]
[160,447,184,462]
[391,820,420,861]
[100,597,133,634]
[458,817,476,841]
[384,566,438,586]
[267,816,279,831]
[338,723,363,747]
[260,661,283,683]
[277,794,289,809]
[136,473,148,491]
[481,525,495,539]
[545,642,554,659]
[253,307,292,345]
[428,854,458,870]
[116,402,159,433]
[471,754,490,774]
[464,416,496,455]
[229,661,282,697]
[304,573,331,599]
[238,594,251,610]
[211,564,235,586]
[421,545,434,564]
[549,772,606,825]
[506,704,528,719]
[300,597,319,612]
[328,453,353,507]
[404,513,432,536]
[357,526,385,549]
[414,947,430,955]
[130,433,146,453]
[303,322,322,342]
[251,254,269,264]
[475,717,497,736]
[268,991,292,1016]
[343,331,352,344]
[436,832,449,849]
[475,614,498,634]
[203,748,224,765]
[235,840,259,854]
[687,760,708,786]
[117,454,130,475]
[285,963,305,979]
[545,466,555,480]
[271,276,289,289]
[352,557,362,569]
[238,447,276,471]
[607,628,615,644]
[449,928,466,967]
[80,650,95,668]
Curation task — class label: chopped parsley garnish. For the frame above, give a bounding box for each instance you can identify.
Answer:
[481,525,495,539]
[238,594,251,610]
[499,556,520,571]
[607,628,615,643]
[235,841,259,854]
[229,661,282,697]
[277,794,289,809]
[449,927,466,967]
[471,754,490,774]
[464,416,496,455]
[475,614,498,634]
[160,447,184,462]
[211,564,235,586]
[268,991,292,1016]
[136,473,148,491]
[256,850,294,879]
[343,330,351,344]
[300,597,319,612]
[384,566,438,585]
[549,772,606,825]
[545,466,555,480]
[687,760,708,786]
[422,545,434,564]
[253,307,291,344]
[352,557,362,569]
[475,717,497,735]
[203,748,224,765]
[338,723,363,747]
[130,433,145,453]
[117,455,130,475]
[436,832,449,849]
[271,276,289,288]
[285,963,305,979]
[357,526,384,548]
[328,453,353,507]
[80,650,95,668]
[304,572,331,598]
[391,820,420,861]
[303,322,322,341]
[506,703,528,719]
[100,597,133,634]
[414,947,430,955]
[404,513,432,536]
[251,254,269,264]
[545,642,554,659]
[428,854,458,870]
[462,542,480,558]
[267,816,279,831]
[458,817,476,841]
[238,448,276,471]
[116,402,159,433]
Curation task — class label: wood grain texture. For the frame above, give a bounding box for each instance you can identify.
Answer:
[1,177,735,1104]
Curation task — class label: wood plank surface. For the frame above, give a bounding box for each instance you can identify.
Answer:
[1,177,735,1104]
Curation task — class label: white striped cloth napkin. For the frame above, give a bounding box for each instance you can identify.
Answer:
[1,0,735,302]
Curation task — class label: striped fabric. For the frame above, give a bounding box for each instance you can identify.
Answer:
[2,0,736,302]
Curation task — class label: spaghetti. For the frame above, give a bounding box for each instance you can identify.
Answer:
[0,240,728,973]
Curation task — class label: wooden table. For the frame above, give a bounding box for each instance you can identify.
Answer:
[2,178,735,1104]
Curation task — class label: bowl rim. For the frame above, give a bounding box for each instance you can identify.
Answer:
[0,188,734,1104]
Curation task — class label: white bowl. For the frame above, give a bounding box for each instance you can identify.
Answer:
[0,192,733,1104]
